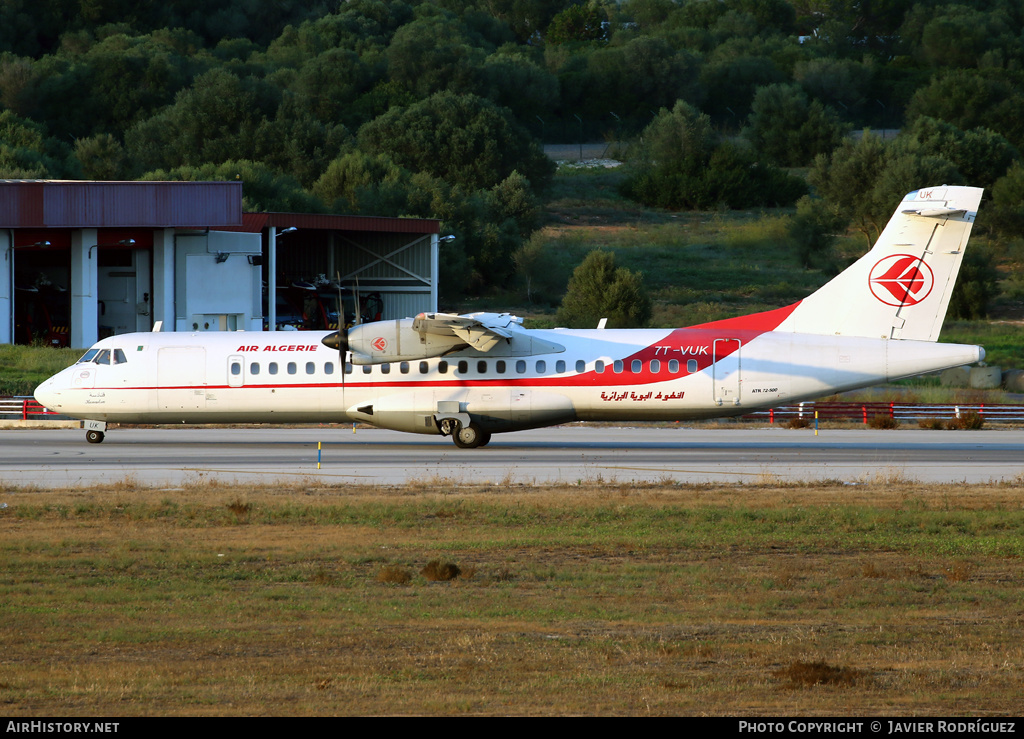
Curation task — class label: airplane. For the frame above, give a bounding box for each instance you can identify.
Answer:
[34,185,985,448]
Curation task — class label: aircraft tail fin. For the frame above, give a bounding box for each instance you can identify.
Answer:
[776,185,983,341]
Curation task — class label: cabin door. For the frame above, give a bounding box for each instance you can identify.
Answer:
[712,338,742,406]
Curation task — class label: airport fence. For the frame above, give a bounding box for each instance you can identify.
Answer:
[0,396,65,420]
[744,402,1024,424]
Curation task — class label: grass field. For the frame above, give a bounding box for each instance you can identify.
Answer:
[2,479,1023,716]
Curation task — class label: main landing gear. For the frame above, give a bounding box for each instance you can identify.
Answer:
[86,429,105,444]
[439,418,491,449]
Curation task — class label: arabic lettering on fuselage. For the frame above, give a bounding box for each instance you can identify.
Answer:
[599,390,685,402]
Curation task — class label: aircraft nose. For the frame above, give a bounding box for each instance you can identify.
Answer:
[34,378,60,410]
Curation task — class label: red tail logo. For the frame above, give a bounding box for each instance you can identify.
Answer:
[868,255,934,306]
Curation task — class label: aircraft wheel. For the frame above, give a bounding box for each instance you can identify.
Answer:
[452,422,489,449]
[86,430,105,444]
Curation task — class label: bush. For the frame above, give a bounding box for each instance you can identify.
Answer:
[947,412,984,430]
[867,414,899,429]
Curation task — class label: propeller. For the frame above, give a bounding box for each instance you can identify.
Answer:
[321,272,350,387]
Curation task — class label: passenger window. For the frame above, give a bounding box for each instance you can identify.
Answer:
[344,362,352,374]
[516,360,526,374]
[687,359,698,373]
[613,360,623,374]
[400,362,410,374]
[287,362,297,375]
[381,363,390,374]
[438,361,448,374]
[362,365,372,374]
[250,363,260,375]
[668,359,679,373]
[458,360,468,374]
[595,360,605,373]
[477,360,487,373]
[576,360,586,373]
[230,362,241,376]
[650,359,660,373]
[325,362,334,374]
[536,360,546,373]
[268,362,278,375]
[631,359,642,373]
[419,361,429,374]
[496,360,506,374]
[306,362,315,374]
[556,360,565,373]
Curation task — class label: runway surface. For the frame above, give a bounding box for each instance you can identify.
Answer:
[2,425,1023,487]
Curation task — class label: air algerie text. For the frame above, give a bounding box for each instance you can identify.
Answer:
[236,345,319,352]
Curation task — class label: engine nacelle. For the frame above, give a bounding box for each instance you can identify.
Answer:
[347,319,465,364]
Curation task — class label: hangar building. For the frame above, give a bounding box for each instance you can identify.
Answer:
[0,181,440,348]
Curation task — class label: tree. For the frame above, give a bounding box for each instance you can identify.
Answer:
[357,91,554,191]
[744,83,848,166]
[546,3,606,45]
[621,101,806,209]
[556,250,652,329]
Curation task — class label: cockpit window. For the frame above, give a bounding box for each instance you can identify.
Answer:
[76,348,127,365]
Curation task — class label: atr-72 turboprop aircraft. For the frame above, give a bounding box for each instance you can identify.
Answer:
[35,186,985,448]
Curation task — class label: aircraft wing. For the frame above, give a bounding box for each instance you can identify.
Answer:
[412,312,518,353]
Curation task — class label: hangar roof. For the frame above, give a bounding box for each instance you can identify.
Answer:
[233,212,439,234]
[0,181,242,228]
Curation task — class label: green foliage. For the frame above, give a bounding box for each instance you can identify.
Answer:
[789,195,847,271]
[948,247,999,320]
[987,161,1024,239]
[546,3,607,45]
[621,101,806,210]
[142,161,323,213]
[556,250,652,328]
[744,83,849,166]
[894,117,1019,190]
[809,132,960,246]
[905,70,1024,151]
[357,91,553,192]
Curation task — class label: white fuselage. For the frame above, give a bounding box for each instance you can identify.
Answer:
[34,327,983,436]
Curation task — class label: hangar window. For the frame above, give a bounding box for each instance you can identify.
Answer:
[419,361,429,374]
[306,362,315,375]
[268,362,278,375]
[250,363,260,375]
[576,360,586,373]
[516,360,526,374]
[687,359,698,373]
[287,362,297,375]
[668,359,679,373]
[400,362,410,374]
[650,359,660,373]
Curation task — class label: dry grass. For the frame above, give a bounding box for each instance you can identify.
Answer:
[2,479,1024,715]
